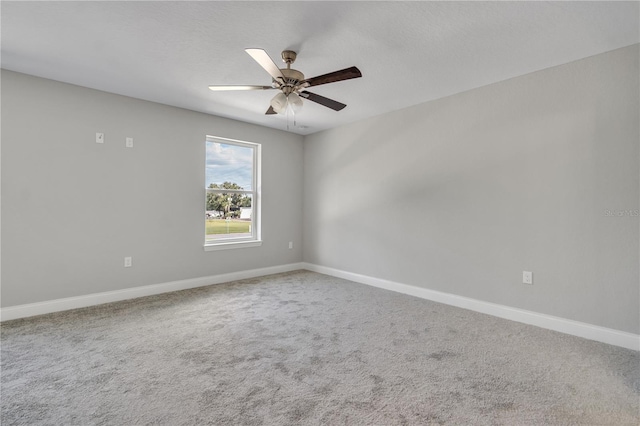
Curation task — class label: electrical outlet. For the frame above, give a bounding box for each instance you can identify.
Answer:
[523,271,533,285]
[288,241,293,249]
[125,137,134,148]
[96,132,104,144]
[124,257,132,268]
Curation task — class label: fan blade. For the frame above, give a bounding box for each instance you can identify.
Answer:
[208,85,273,91]
[302,66,362,87]
[299,91,346,111]
[245,48,285,82]
[265,106,277,115]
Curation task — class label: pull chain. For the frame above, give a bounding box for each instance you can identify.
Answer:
[285,100,297,131]
[284,97,298,131]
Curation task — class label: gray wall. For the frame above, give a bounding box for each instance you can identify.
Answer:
[1,70,304,307]
[303,45,639,334]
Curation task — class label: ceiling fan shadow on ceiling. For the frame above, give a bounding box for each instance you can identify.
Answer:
[208,48,362,117]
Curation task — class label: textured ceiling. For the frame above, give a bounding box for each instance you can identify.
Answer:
[2,1,638,135]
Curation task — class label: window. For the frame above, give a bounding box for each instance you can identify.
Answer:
[205,136,261,250]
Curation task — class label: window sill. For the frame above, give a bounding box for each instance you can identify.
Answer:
[204,240,262,251]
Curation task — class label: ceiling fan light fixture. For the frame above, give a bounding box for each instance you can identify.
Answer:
[288,92,303,113]
[270,92,303,115]
[270,92,288,114]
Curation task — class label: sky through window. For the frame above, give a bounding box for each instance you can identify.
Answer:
[205,141,253,190]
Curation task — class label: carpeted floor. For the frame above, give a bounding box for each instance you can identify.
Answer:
[1,270,638,425]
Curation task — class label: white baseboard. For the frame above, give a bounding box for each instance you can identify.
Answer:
[3,261,638,351]
[301,262,640,351]
[0,262,306,322]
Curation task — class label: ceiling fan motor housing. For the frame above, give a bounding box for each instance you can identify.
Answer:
[277,68,305,94]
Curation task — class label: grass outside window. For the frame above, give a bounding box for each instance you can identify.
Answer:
[205,219,251,235]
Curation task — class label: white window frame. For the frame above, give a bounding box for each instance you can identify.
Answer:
[204,136,261,251]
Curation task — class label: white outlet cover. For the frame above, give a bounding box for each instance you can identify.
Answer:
[96,132,104,143]
[125,137,133,148]
[523,271,533,285]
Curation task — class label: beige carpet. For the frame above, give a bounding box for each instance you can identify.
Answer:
[1,270,638,425]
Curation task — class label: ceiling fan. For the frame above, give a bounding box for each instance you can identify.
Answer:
[208,48,362,116]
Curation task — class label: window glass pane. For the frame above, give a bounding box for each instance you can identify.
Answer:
[205,141,253,191]
[205,137,259,247]
[205,193,253,241]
